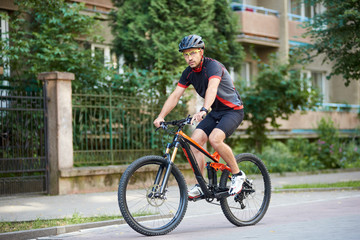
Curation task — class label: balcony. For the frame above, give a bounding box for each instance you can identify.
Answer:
[232,3,311,47]
[232,3,280,47]
[237,103,360,139]
[288,14,312,46]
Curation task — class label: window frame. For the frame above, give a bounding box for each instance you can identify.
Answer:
[1,12,10,77]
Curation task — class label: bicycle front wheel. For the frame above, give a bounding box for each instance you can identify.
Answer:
[219,153,271,226]
[118,155,188,236]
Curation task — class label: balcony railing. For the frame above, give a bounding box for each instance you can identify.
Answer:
[288,13,310,22]
[316,103,360,113]
[230,3,279,17]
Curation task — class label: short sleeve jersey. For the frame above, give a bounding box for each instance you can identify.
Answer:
[178,57,243,111]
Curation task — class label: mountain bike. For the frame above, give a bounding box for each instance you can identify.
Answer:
[118,115,271,236]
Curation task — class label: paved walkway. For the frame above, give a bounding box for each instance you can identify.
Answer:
[1,170,359,222]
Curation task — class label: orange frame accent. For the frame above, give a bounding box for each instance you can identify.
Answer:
[178,130,231,172]
[210,162,231,172]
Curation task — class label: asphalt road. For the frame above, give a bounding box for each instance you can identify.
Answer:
[38,190,360,240]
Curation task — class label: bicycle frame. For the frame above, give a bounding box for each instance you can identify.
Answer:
[119,117,271,236]
[161,128,232,200]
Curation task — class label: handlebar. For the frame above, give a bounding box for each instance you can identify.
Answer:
[157,115,193,131]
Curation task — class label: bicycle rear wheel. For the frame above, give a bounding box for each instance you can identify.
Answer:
[219,153,271,226]
[118,155,188,236]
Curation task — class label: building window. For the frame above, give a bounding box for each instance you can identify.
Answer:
[240,62,252,87]
[91,44,111,67]
[311,71,327,102]
[230,62,252,87]
[301,70,327,102]
[1,13,10,77]
[91,43,124,73]
[288,0,324,21]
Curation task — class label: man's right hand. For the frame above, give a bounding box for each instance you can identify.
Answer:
[153,117,165,128]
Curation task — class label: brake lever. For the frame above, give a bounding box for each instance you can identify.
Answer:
[156,122,166,132]
[160,122,168,130]
[186,115,192,124]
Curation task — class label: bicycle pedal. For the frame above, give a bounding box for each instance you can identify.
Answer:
[188,195,204,202]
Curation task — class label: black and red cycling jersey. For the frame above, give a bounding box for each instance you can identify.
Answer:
[178,57,243,111]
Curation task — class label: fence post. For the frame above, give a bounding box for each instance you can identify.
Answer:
[38,71,75,195]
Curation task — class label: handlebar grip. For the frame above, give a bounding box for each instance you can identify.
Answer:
[159,122,167,129]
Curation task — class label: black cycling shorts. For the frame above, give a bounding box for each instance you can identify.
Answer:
[196,109,244,138]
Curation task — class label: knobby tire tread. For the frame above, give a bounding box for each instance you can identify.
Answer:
[118,155,188,236]
[219,153,271,226]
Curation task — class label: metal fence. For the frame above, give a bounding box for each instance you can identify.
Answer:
[0,83,48,195]
[72,92,184,166]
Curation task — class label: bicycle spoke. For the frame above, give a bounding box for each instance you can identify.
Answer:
[118,157,188,235]
[220,153,271,226]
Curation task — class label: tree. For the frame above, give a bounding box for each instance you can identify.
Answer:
[110,0,244,94]
[301,0,360,86]
[0,0,108,91]
[235,54,320,152]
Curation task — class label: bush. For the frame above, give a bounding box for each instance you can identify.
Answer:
[287,138,324,170]
[315,118,342,168]
[340,140,360,168]
[258,141,299,173]
[228,117,359,173]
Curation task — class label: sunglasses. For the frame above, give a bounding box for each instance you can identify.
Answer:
[183,49,201,57]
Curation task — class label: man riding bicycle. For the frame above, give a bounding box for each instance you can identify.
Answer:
[153,34,245,199]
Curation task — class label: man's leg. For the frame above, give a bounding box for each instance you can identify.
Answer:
[190,129,208,176]
[208,128,240,174]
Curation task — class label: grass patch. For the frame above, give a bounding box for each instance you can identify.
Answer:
[277,181,360,190]
[0,212,122,233]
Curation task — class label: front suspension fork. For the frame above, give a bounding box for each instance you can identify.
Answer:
[152,143,179,195]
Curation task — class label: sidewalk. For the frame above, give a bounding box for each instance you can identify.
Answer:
[0,170,359,240]
[1,170,359,223]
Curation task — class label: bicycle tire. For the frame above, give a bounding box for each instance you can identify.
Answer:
[118,155,188,236]
[219,153,271,226]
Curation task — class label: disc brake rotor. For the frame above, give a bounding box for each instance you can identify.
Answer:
[146,184,166,207]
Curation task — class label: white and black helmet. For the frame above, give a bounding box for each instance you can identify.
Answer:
[178,34,205,52]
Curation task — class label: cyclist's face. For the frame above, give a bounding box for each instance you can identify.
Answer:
[183,48,203,68]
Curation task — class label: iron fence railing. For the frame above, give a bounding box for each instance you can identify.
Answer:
[72,92,186,166]
[0,82,48,195]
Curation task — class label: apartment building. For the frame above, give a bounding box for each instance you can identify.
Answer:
[232,0,360,106]
[230,0,359,138]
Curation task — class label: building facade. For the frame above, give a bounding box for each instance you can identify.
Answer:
[232,0,359,106]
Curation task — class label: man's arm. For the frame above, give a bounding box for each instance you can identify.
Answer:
[192,77,221,123]
[203,77,220,110]
[153,86,186,127]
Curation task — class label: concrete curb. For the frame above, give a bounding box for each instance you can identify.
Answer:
[0,214,175,240]
[0,219,125,240]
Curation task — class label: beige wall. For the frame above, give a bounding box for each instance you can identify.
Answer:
[258,0,281,11]
[238,11,279,39]
[0,0,17,11]
[80,10,114,45]
[288,20,311,43]
[238,110,360,135]
[329,75,360,105]
[71,0,114,10]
